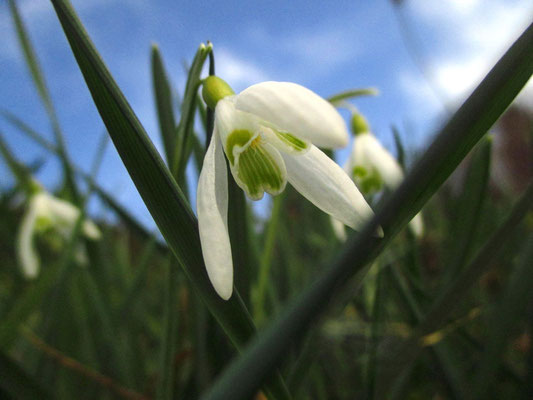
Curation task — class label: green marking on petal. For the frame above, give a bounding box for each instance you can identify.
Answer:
[361,175,383,194]
[226,129,253,165]
[353,166,383,194]
[35,215,52,232]
[236,141,284,200]
[273,130,308,152]
[352,165,368,178]
[352,165,383,194]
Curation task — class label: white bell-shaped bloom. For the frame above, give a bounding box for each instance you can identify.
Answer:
[346,133,404,193]
[198,81,376,300]
[17,191,101,279]
[344,129,424,237]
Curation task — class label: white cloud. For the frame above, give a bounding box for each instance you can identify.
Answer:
[433,57,488,99]
[215,48,269,91]
[283,29,359,72]
[406,0,533,101]
[398,70,444,118]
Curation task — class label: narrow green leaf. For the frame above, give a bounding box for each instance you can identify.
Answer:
[444,135,492,282]
[327,88,379,106]
[8,0,79,202]
[201,22,533,400]
[117,238,158,316]
[49,1,290,398]
[172,45,211,179]
[391,126,406,170]
[0,133,33,194]
[151,44,177,168]
[253,194,284,326]
[1,110,58,153]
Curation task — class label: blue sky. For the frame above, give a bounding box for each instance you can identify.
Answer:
[1,0,532,229]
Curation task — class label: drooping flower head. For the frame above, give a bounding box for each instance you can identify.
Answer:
[198,77,376,299]
[17,186,101,279]
[344,111,424,237]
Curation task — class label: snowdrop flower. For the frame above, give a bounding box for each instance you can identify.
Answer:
[344,113,424,237]
[17,188,101,279]
[198,77,376,299]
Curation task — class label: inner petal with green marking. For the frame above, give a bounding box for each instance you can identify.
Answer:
[233,136,287,200]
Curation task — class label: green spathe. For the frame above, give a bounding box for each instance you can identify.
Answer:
[202,76,235,109]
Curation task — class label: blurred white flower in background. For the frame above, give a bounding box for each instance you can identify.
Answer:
[17,188,101,279]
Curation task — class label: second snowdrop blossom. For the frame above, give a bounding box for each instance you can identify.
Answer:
[198,77,376,300]
[344,113,424,236]
[17,188,101,279]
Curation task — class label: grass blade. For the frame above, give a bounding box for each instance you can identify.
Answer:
[0,133,33,194]
[327,88,379,106]
[151,44,177,168]
[172,44,211,179]
[200,22,533,400]
[253,194,284,326]
[444,136,492,282]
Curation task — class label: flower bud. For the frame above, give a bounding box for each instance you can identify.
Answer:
[202,76,235,109]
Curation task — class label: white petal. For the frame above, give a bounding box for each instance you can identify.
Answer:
[197,132,233,300]
[408,212,424,237]
[235,82,348,149]
[214,96,259,154]
[82,220,101,240]
[330,216,347,242]
[17,198,40,279]
[45,192,81,224]
[355,134,404,188]
[282,145,375,231]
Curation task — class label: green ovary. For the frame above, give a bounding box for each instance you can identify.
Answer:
[236,143,284,200]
